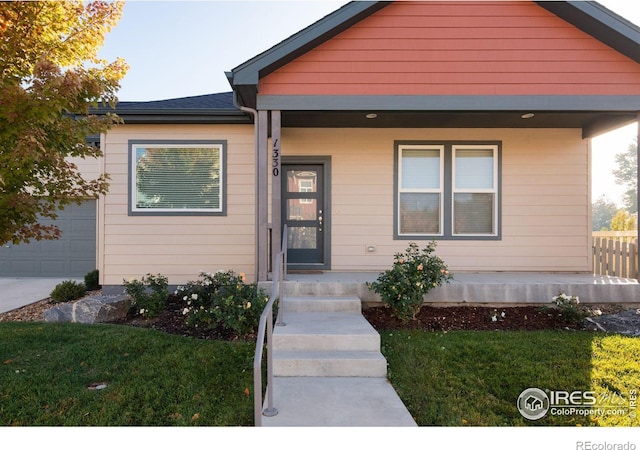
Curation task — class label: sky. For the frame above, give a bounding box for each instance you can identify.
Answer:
[97,0,640,208]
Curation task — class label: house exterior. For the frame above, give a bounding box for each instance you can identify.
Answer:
[71,1,640,291]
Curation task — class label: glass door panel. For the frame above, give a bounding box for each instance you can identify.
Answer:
[282,165,324,265]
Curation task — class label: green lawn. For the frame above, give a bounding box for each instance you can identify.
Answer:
[2,323,638,427]
[381,329,640,426]
[0,322,255,426]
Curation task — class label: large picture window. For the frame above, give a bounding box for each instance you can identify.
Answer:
[395,142,500,240]
[129,140,226,215]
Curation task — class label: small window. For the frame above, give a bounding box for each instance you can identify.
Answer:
[453,146,497,236]
[129,141,226,215]
[398,146,443,235]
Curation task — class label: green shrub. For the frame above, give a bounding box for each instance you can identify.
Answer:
[84,269,100,291]
[367,241,452,323]
[177,271,269,336]
[123,274,169,318]
[50,280,87,303]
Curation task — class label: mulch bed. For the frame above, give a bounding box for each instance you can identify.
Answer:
[363,305,589,332]
[107,294,250,341]
[2,291,630,337]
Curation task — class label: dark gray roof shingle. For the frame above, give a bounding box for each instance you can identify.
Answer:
[94,92,251,124]
[115,92,236,111]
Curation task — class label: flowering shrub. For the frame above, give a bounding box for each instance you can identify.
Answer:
[552,291,586,324]
[176,271,269,336]
[367,241,452,322]
[123,273,169,318]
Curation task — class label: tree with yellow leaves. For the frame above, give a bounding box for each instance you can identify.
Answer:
[0,1,128,245]
[610,209,636,232]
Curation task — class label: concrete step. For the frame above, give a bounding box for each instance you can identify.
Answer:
[272,311,380,351]
[282,295,361,313]
[273,350,387,377]
[257,293,414,425]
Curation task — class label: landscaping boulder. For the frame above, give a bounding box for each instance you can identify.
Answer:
[583,309,640,337]
[43,294,130,324]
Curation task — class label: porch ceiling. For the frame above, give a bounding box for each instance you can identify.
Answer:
[279,110,637,138]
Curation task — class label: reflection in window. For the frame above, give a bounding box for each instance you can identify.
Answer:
[130,142,225,215]
[287,170,317,193]
[299,179,313,204]
[288,227,317,249]
[288,199,317,221]
[400,193,440,234]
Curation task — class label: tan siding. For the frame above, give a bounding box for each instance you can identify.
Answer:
[68,155,103,182]
[100,124,256,286]
[101,123,592,281]
[282,127,590,273]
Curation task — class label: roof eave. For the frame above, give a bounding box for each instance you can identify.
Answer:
[535,1,640,63]
[110,108,245,116]
[229,1,390,91]
[91,105,251,125]
[115,113,252,125]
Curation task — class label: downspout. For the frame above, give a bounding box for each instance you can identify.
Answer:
[232,91,257,125]
[232,90,261,281]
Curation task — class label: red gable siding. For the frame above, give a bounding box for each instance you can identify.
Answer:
[258,1,640,96]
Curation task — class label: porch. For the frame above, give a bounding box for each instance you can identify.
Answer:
[259,272,640,305]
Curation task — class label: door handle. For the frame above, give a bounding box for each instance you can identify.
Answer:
[318,210,323,232]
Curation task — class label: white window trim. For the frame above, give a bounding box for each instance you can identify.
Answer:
[452,145,499,237]
[397,144,445,237]
[129,141,226,216]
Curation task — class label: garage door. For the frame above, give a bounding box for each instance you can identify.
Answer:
[0,201,96,277]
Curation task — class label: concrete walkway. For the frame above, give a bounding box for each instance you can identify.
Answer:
[262,377,417,426]
[0,278,79,314]
[261,295,417,427]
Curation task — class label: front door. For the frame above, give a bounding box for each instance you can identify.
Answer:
[282,163,329,270]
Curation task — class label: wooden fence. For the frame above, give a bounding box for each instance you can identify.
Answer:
[592,231,638,279]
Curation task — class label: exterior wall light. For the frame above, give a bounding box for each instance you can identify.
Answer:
[521,113,535,119]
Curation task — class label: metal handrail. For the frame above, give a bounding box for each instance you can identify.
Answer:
[253,225,287,426]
